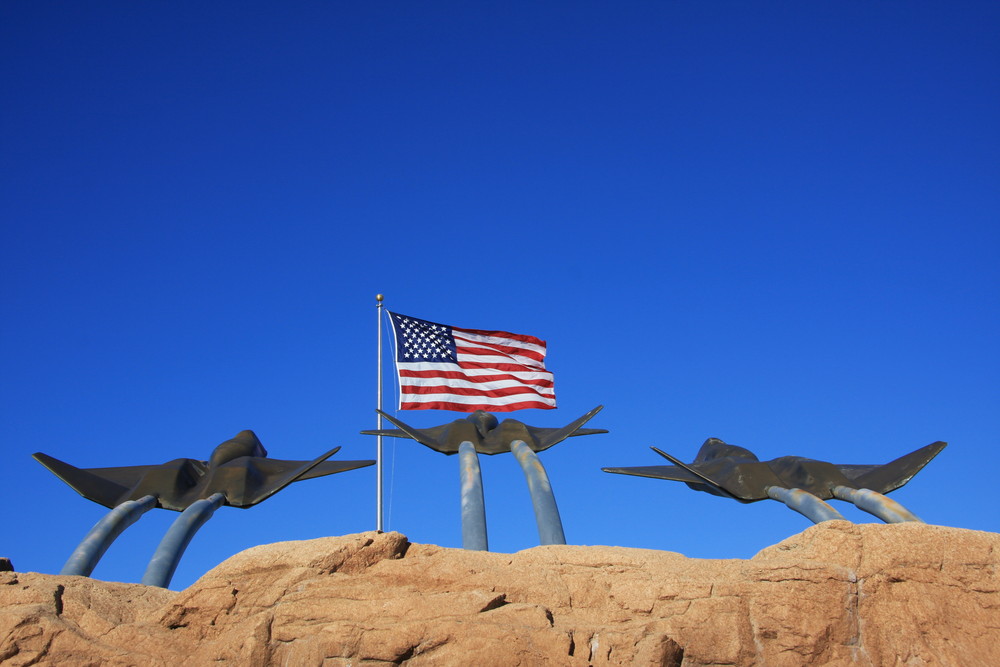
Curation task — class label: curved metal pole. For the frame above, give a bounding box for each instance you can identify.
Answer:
[510,440,566,545]
[141,492,226,588]
[458,441,488,551]
[61,495,158,576]
[766,487,847,524]
[832,486,923,523]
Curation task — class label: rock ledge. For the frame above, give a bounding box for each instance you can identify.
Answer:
[2,522,998,665]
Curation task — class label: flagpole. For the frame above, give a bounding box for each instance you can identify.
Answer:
[376,293,384,532]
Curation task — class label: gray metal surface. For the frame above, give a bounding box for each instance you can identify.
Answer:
[603,439,945,501]
[141,492,226,588]
[765,486,846,523]
[832,486,923,523]
[604,438,944,525]
[33,432,374,511]
[34,432,375,585]
[458,441,488,551]
[61,495,158,576]
[511,440,566,546]
[363,406,607,455]
[363,409,604,547]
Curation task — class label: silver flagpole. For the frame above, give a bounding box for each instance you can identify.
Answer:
[376,293,384,532]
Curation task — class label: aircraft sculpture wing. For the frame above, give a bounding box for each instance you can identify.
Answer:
[364,411,483,454]
[601,464,704,484]
[525,405,608,451]
[834,465,880,479]
[236,446,373,506]
[844,441,946,494]
[362,411,457,447]
[567,428,610,437]
[359,427,409,439]
[249,453,376,481]
[602,446,749,501]
[32,453,147,508]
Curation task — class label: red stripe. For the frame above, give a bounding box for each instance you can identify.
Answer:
[400,399,556,412]
[400,384,551,399]
[455,342,545,364]
[398,369,554,388]
[451,326,546,348]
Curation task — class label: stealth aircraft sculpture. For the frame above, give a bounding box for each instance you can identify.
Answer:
[364,406,607,455]
[363,406,607,549]
[603,438,945,524]
[34,430,374,587]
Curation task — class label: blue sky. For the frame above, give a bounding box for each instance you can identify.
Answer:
[2,2,997,590]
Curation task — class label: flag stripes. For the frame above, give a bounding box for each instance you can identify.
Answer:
[388,311,556,412]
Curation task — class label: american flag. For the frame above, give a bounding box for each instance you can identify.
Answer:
[387,311,556,412]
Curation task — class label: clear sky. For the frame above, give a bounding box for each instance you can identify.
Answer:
[2,2,997,590]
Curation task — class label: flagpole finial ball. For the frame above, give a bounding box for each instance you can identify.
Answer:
[376,294,384,302]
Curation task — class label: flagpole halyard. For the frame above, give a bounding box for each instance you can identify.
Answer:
[376,294,384,532]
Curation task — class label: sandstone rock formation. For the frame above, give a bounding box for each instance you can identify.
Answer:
[2,522,998,665]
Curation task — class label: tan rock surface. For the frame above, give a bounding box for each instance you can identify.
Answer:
[2,522,998,665]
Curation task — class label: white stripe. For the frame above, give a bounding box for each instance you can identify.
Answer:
[400,377,555,396]
[455,351,547,370]
[397,361,553,382]
[456,348,546,369]
[400,393,557,406]
[452,330,546,356]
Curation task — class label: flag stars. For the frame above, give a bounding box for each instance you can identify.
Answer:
[392,313,457,362]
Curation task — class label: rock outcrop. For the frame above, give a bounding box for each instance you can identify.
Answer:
[2,522,998,665]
